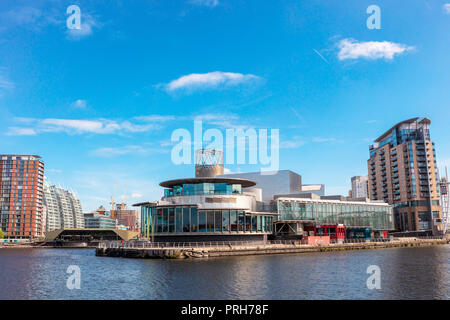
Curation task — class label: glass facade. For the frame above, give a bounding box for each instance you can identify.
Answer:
[84,214,116,229]
[277,200,394,231]
[140,206,273,237]
[163,183,242,197]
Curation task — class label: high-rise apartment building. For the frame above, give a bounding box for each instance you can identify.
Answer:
[351,176,369,198]
[367,118,442,234]
[43,180,84,231]
[0,155,44,239]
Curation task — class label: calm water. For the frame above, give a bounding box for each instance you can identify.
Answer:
[0,245,448,300]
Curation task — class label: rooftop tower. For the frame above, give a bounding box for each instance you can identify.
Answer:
[195,148,224,178]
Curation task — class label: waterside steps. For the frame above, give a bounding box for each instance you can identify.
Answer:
[95,237,450,259]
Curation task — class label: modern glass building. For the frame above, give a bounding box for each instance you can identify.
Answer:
[84,213,117,229]
[275,197,394,233]
[136,177,276,242]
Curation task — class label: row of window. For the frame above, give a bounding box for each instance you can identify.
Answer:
[164,183,243,198]
[141,206,274,235]
[277,200,394,230]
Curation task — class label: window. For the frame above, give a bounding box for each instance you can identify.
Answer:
[183,207,190,232]
[232,184,242,194]
[251,216,257,232]
[238,212,245,231]
[207,211,215,232]
[222,210,229,232]
[230,210,237,231]
[214,211,222,232]
[214,183,227,194]
[169,208,175,232]
[198,211,206,232]
[245,215,251,231]
[190,207,198,232]
[175,207,182,232]
[162,208,168,232]
[156,208,163,233]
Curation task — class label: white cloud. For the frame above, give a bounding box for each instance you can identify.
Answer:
[193,113,248,129]
[164,71,261,92]
[66,14,98,40]
[133,115,176,122]
[0,73,14,90]
[312,137,337,143]
[0,6,61,33]
[71,99,87,108]
[6,117,161,136]
[337,38,414,60]
[190,0,219,7]
[6,127,37,136]
[131,192,143,198]
[223,167,233,174]
[91,144,170,157]
[280,136,306,149]
[91,145,149,157]
[0,7,42,27]
[444,4,450,14]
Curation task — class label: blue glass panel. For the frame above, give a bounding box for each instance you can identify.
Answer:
[198,211,207,232]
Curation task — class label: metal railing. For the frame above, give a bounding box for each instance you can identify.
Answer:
[97,235,446,249]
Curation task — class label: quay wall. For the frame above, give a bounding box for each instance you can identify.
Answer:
[95,238,450,259]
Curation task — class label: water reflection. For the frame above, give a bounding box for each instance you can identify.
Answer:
[0,245,448,299]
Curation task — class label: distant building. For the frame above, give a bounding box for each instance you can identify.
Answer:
[219,170,302,201]
[300,184,325,196]
[43,180,61,232]
[84,213,117,229]
[111,203,139,232]
[43,179,84,231]
[94,205,108,215]
[351,176,368,199]
[0,155,45,239]
[368,117,442,234]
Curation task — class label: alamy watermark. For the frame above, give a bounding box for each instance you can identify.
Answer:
[366,265,381,290]
[66,265,81,290]
[366,5,381,30]
[66,5,81,30]
[171,120,279,175]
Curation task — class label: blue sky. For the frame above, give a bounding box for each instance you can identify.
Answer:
[1,0,449,211]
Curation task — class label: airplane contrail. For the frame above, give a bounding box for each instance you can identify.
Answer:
[313,49,329,64]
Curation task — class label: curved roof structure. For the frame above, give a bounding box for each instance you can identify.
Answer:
[159,177,257,188]
[44,228,139,241]
[375,117,431,143]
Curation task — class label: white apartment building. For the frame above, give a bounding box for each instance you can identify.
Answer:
[43,179,84,231]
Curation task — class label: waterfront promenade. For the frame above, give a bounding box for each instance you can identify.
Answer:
[96,236,450,259]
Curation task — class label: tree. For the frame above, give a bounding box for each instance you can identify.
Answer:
[0,229,4,239]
